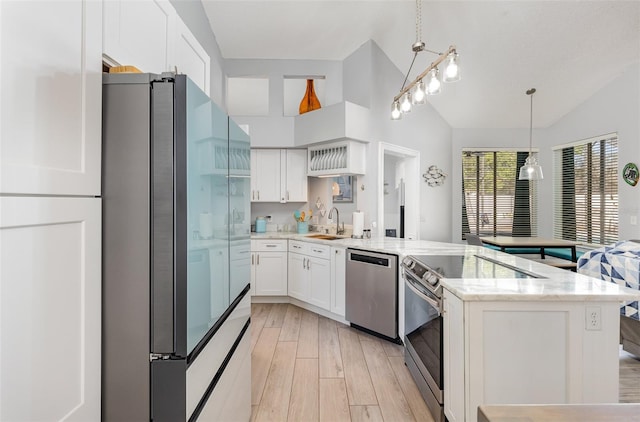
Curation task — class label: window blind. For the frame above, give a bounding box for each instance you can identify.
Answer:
[553,134,618,245]
[462,151,538,238]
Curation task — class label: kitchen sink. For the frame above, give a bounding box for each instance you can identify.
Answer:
[305,234,344,241]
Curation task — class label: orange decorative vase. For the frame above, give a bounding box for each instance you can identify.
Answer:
[299,79,321,114]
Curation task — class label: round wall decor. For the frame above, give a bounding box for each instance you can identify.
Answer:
[623,162,639,187]
[423,165,446,187]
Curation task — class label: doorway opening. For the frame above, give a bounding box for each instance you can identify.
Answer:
[378,143,420,240]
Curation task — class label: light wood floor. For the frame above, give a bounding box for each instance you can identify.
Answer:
[620,349,640,403]
[250,303,433,422]
[251,303,640,421]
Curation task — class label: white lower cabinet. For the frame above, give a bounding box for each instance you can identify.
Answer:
[288,241,331,312]
[330,247,346,316]
[251,240,287,295]
[230,242,251,300]
[288,251,308,300]
[0,197,101,421]
[443,288,621,422]
[443,288,465,422]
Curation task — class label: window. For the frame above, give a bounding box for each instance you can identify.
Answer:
[553,134,618,245]
[462,150,538,238]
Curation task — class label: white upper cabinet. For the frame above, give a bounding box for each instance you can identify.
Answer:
[0,0,102,195]
[175,18,211,95]
[251,149,308,203]
[250,149,281,202]
[284,149,308,202]
[103,0,175,74]
[103,0,210,95]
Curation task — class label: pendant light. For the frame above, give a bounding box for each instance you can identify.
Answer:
[390,0,460,119]
[518,88,544,180]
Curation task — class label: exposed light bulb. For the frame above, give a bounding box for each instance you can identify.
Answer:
[412,80,426,105]
[391,101,402,120]
[426,68,441,95]
[443,52,460,82]
[400,93,412,113]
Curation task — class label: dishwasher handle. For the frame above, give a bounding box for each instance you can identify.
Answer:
[348,252,390,267]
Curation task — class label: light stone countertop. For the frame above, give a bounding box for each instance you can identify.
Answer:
[251,232,640,302]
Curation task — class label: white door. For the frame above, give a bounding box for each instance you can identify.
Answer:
[0,0,102,196]
[284,149,308,202]
[308,257,331,311]
[254,252,287,296]
[252,150,281,202]
[286,253,308,300]
[0,197,101,421]
[103,0,176,73]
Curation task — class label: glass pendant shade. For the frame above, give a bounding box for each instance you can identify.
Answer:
[426,68,441,95]
[391,101,402,120]
[518,155,544,180]
[412,81,426,105]
[400,93,412,113]
[518,88,542,180]
[443,52,461,83]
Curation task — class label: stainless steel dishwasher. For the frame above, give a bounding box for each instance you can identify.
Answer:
[346,248,399,342]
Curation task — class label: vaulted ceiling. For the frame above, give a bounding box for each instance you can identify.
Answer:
[202,1,640,129]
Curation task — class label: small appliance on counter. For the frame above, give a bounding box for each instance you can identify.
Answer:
[255,216,267,233]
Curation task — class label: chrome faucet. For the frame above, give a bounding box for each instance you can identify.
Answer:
[328,207,344,235]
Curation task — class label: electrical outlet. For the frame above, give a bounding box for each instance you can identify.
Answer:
[585,306,601,331]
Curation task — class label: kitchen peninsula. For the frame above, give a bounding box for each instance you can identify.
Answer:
[251,233,640,422]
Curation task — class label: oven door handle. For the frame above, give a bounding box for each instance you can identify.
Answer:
[405,275,441,311]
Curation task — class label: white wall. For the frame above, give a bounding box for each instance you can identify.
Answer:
[172,1,638,244]
[545,62,640,240]
[451,62,640,243]
[224,59,343,147]
[362,41,453,241]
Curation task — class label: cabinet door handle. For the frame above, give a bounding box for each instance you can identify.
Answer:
[257,191,260,200]
[308,259,311,270]
[257,254,260,265]
[266,244,277,248]
[287,191,290,200]
[303,258,307,269]
[251,254,254,265]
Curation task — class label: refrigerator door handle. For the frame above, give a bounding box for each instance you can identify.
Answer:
[150,79,179,355]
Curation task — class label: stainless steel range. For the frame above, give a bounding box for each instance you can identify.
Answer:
[401,254,539,422]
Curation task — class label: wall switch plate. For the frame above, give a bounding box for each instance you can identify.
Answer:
[585,306,601,331]
[631,215,637,226]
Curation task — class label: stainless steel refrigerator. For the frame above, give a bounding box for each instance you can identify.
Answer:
[102,73,251,421]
